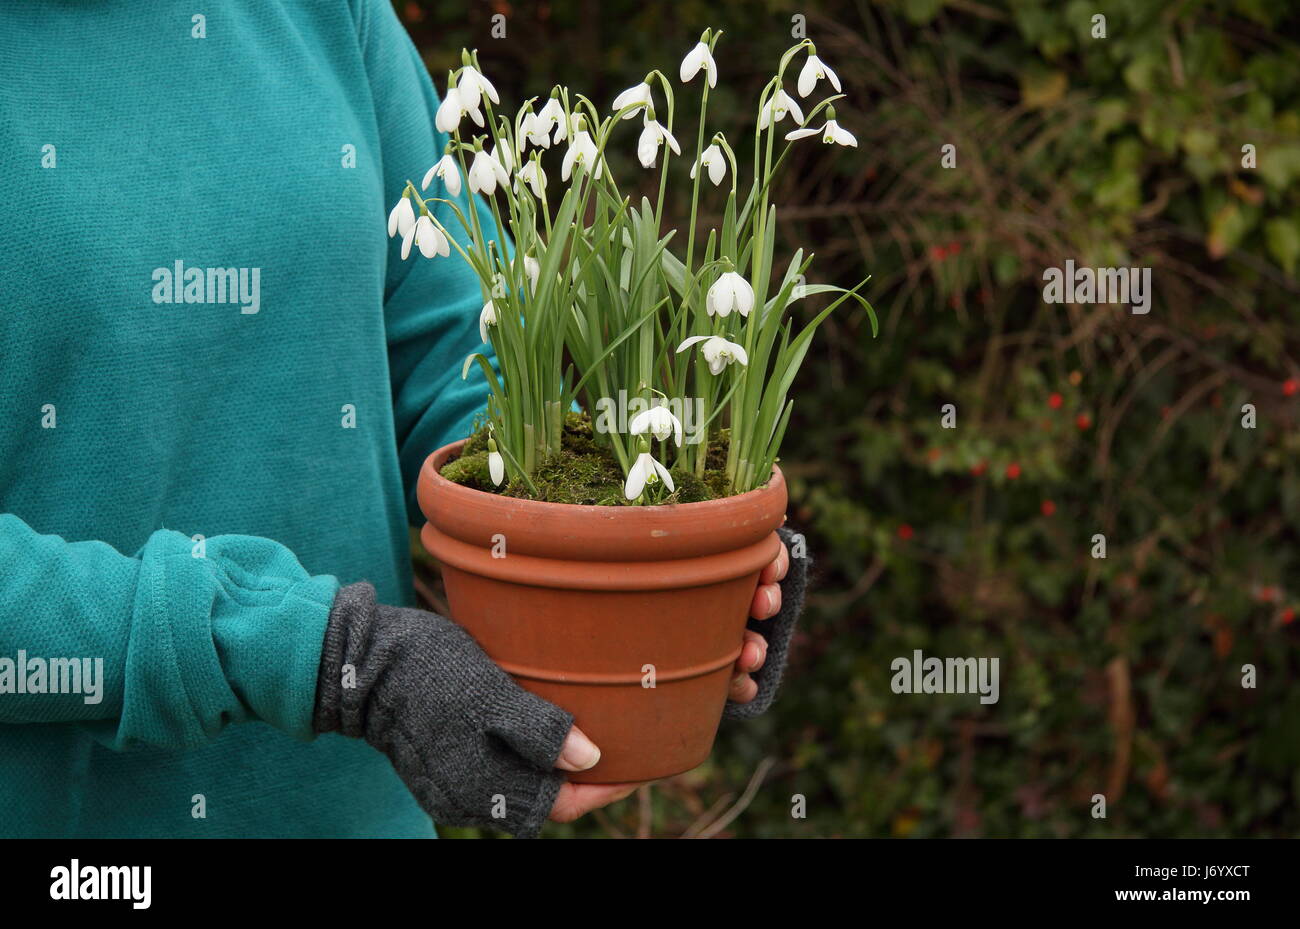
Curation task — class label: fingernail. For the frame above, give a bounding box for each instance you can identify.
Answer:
[766,589,779,614]
[558,729,601,771]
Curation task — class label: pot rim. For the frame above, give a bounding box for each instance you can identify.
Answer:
[418,438,788,562]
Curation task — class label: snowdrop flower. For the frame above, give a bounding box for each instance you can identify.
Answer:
[538,96,567,142]
[492,141,514,173]
[516,254,540,292]
[468,147,510,194]
[612,80,653,119]
[435,85,485,134]
[679,41,717,88]
[517,158,547,198]
[624,450,675,500]
[785,116,857,148]
[676,335,749,375]
[456,64,500,112]
[479,299,499,343]
[522,110,553,149]
[637,115,680,169]
[487,436,505,486]
[690,143,726,186]
[797,51,841,98]
[629,405,684,446]
[414,214,450,259]
[421,153,462,196]
[562,130,602,181]
[387,195,415,238]
[706,271,755,318]
[758,88,804,130]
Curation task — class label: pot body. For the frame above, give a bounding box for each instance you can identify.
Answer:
[417,440,787,783]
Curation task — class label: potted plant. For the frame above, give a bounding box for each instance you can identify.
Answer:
[395,30,873,783]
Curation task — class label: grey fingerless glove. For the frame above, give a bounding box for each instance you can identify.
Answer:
[313,582,573,839]
[724,526,811,720]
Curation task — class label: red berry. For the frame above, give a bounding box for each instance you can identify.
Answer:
[1076,413,1092,431]
[1284,379,1298,397]
[946,241,962,257]
[897,524,914,541]
[930,246,946,261]
[1041,500,1056,516]
[1282,607,1295,625]
[971,460,987,476]
[1005,463,1021,480]
[1048,393,1063,410]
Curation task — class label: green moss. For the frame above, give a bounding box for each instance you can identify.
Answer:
[443,411,737,505]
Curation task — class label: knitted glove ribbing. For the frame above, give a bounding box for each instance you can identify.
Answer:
[724,526,811,720]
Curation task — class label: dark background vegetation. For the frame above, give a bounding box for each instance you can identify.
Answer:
[401,0,1300,837]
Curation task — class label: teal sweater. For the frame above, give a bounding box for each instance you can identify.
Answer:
[0,0,496,836]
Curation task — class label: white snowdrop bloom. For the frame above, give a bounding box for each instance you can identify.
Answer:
[538,96,567,142]
[414,215,450,259]
[690,143,726,186]
[522,111,553,149]
[629,405,684,446]
[478,300,498,343]
[624,451,675,500]
[612,81,653,119]
[785,118,857,147]
[456,65,500,112]
[706,271,755,318]
[637,116,680,169]
[758,88,804,130]
[562,130,602,181]
[492,141,514,174]
[387,196,416,238]
[516,254,540,292]
[487,437,505,486]
[797,53,841,98]
[468,147,510,194]
[517,158,547,198]
[679,42,717,88]
[435,85,485,134]
[421,154,462,196]
[676,335,749,375]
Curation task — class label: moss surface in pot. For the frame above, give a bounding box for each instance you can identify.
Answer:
[441,412,734,505]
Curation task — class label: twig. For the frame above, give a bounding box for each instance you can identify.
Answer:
[691,758,777,840]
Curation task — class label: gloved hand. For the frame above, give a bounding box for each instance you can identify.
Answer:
[313,582,589,837]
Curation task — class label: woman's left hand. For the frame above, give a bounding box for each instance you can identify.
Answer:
[729,541,790,703]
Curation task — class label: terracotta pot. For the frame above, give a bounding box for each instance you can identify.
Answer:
[417,439,787,783]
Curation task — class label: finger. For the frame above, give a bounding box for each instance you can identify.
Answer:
[548,782,640,823]
[750,582,782,620]
[555,725,601,772]
[728,671,758,703]
[760,543,790,585]
[734,629,767,673]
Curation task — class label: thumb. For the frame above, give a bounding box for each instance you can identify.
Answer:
[555,725,601,772]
